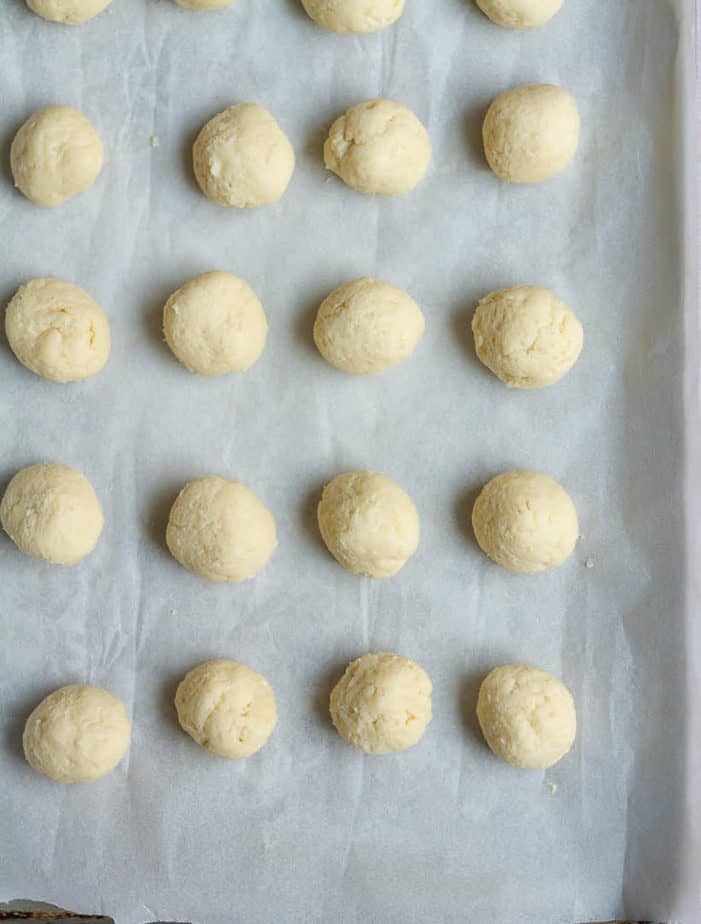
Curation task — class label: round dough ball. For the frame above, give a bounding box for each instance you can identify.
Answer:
[11,106,104,207]
[174,0,234,8]
[163,271,267,376]
[330,652,432,754]
[166,475,277,582]
[175,659,277,759]
[301,0,404,33]
[26,0,111,23]
[317,471,419,578]
[472,285,582,389]
[313,277,425,375]
[23,684,130,783]
[0,463,104,565]
[324,99,431,196]
[6,278,111,383]
[482,84,580,183]
[472,471,578,573]
[476,665,576,769]
[476,0,563,28]
[193,104,295,208]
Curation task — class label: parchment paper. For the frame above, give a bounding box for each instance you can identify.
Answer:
[0,1,697,921]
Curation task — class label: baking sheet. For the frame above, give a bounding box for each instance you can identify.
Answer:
[0,1,697,921]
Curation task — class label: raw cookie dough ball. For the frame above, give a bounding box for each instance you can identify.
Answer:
[313,277,425,375]
[163,271,267,376]
[23,684,131,782]
[26,0,111,23]
[472,285,582,389]
[0,463,104,565]
[324,99,431,196]
[317,471,419,578]
[175,659,277,759]
[482,84,580,183]
[11,106,104,207]
[174,0,235,8]
[301,0,404,33]
[476,665,576,768]
[166,475,277,582]
[472,471,578,573]
[193,104,295,207]
[476,0,563,28]
[330,652,432,754]
[6,278,111,383]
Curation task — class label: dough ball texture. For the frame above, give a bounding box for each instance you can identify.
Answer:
[23,684,131,783]
[163,271,267,376]
[166,475,277,582]
[6,278,111,383]
[193,104,295,207]
[175,660,277,758]
[476,665,576,769]
[318,471,419,578]
[26,0,111,22]
[1,463,104,565]
[476,0,563,28]
[175,0,235,8]
[11,106,103,207]
[472,285,583,389]
[324,99,431,196]
[301,0,404,33]
[330,652,432,754]
[313,277,425,374]
[482,84,580,183]
[472,471,578,573]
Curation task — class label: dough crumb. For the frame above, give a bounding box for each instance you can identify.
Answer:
[545,781,558,794]
[585,557,594,569]
[150,134,160,148]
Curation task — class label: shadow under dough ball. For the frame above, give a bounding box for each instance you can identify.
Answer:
[301,0,405,33]
[11,105,103,207]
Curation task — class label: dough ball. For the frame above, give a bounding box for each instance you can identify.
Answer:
[482,84,580,183]
[174,0,235,8]
[163,271,267,376]
[175,659,277,759]
[6,278,111,383]
[25,0,111,23]
[301,0,404,33]
[166,475,277,582]
[23,684,130,782]
[1,463,104,565]
[476,665,576,769]
[193,104,295,208]
[324,99,431,196]
[476,0,563,28]
[472,285,583,389]
[472,471,578,573]
[330,652,432,754]
[11,106,103,207]
[317,471,419,578]
[313,277,425,375]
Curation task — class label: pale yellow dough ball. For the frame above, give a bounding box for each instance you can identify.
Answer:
[166,475,277,582]
[23,684,131,782]
[476,0,563,28]
[26,0,111,23]
[301,0,405,33]
[313,277,425,375]
[175,660,277,759]
[324,99,431,196]
[175,0,235,8]
[472,471,578,573]
[318,471,419,578]
[330,652,432,754]
[477,665,576,769]
[11,106,103,207]
[163,271,267,376]
[472,285,582,389]
[483,84,580,183]
[193,104,295,207]
[6,278,110,383]
[0,463,104,565]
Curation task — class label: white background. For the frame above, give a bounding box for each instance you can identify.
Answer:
[0,1,695,922]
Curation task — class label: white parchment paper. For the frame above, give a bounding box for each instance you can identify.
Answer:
[0,1,697,921]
